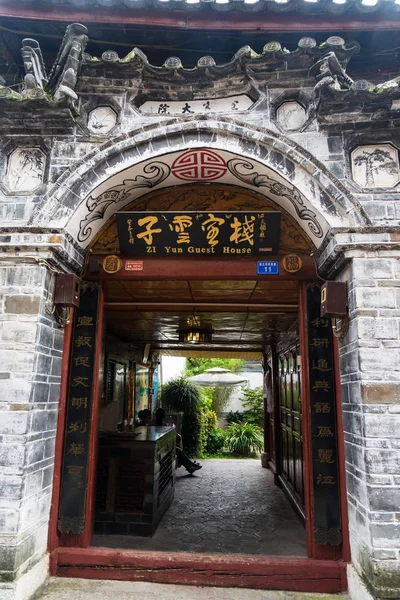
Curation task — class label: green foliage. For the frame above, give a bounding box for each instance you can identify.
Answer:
[241,387,264,425]
[210,387,234,417]
[199,386,213,410]
[185,357,244,377]
[226,410,244,425]
[199,408,217,456]
[225,422,264,456]
[161,376,201,457]
[206,427,226,454]
[185,358,245,417]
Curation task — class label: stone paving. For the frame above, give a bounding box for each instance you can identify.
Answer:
[93,459,307,556]
[38,578,347,600]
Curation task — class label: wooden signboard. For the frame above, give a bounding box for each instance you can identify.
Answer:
[116,211,281,256]
[58,283,100,535]
[306,284,342,547]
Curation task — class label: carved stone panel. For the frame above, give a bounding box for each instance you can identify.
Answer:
[351,144,400,189]
[276,101,307,131]
[87,106,118,134]
[5,147,45,192]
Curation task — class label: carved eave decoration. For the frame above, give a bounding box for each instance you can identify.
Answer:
[316,83,400,128]
[9,0,400,15]
[83,37,360,83]
[4,22,400,133]
[0,101,76,134]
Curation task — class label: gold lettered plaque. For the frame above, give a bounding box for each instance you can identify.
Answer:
[102,255,122,274]
[283,254,303,273]
[115,211,281,257]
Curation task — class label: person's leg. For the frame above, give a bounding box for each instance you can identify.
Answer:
[176,447,193,470]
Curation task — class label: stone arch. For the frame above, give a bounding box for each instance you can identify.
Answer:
[90,183,314,256]
[29,116,369,250]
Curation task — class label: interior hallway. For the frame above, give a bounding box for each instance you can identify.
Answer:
[93,459,307,556]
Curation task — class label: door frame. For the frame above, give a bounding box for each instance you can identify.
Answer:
[48,255,350,592]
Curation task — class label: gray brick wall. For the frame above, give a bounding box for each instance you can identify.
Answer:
[0,262,63,584]
[338,257,400,598]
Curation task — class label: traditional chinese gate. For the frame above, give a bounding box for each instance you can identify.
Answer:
[47,186,350,592]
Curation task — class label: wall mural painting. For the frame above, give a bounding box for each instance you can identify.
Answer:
[87,106,117,134]
[75,149,328,247]
[6,147,45,192]
[78,162,171,242]
[227,158,323,239]
[276,101,307,132]
[351,144,400,189]
[91,185,313,256]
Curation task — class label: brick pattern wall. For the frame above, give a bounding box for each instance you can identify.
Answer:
[339,257,400,597]
[0,262,63,582]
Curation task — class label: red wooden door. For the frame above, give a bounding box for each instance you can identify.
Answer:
[279,345,304,509]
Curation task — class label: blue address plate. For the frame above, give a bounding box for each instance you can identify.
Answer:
[257,260,279,275]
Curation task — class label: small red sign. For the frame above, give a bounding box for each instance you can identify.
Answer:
[125,260,144,271]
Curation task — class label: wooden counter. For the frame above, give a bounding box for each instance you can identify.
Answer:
[95,426,176,536]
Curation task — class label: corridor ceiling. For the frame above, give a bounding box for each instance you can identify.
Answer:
[104,279,299,356]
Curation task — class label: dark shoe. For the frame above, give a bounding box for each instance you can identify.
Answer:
[187,463,202,474]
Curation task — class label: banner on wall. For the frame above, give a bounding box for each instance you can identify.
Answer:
[116,211,281,256]
[134,366,149,419]
[151,366,159,413]
[58,283,100,535]
[306,283,342,547]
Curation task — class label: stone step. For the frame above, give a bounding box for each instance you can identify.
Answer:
[40,578,348,600]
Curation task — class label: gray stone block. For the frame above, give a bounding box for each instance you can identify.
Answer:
[4,296,41,315]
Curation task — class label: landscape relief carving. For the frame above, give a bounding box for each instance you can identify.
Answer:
[5,147,45,192]
[87,106,118,134]
[276,101,307,131]
[351,144,400,188]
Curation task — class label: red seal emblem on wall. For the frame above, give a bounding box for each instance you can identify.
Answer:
[171,149,227,181]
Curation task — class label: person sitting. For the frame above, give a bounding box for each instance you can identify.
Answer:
[155,407,166,426]
[176,433,202,474]
[137,408,152,427]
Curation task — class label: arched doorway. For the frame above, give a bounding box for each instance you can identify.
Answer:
[44,129,358,593]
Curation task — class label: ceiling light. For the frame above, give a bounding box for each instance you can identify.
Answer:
[177,328,214,344]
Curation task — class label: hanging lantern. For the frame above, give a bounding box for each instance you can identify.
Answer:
[177,328,213,344]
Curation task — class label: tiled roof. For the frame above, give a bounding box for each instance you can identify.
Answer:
[11,0,400,14]
[85,37,360,75]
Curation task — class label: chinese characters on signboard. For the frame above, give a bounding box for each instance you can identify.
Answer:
[307,284,342,547]
[138,95,253,115]
[58,283,100,535]
[115,212,281,257]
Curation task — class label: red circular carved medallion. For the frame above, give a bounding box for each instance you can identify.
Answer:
[171,149,227,181]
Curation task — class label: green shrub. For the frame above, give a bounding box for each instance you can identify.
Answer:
[225,422,264,456]
[161,377,201,457]
[200,386,233,417]
[241,387,264,425]
[199,408,217,456]
[226,410,244,425]
[206,427,226,454]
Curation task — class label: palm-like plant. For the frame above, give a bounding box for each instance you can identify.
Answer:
[225,422,264,456]
[161,376,202,457]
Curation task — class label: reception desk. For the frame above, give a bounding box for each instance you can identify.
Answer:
[95,426,176,536]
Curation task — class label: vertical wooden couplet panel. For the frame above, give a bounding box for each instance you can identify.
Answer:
[58,283,101,537]
[306,283,342,547]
